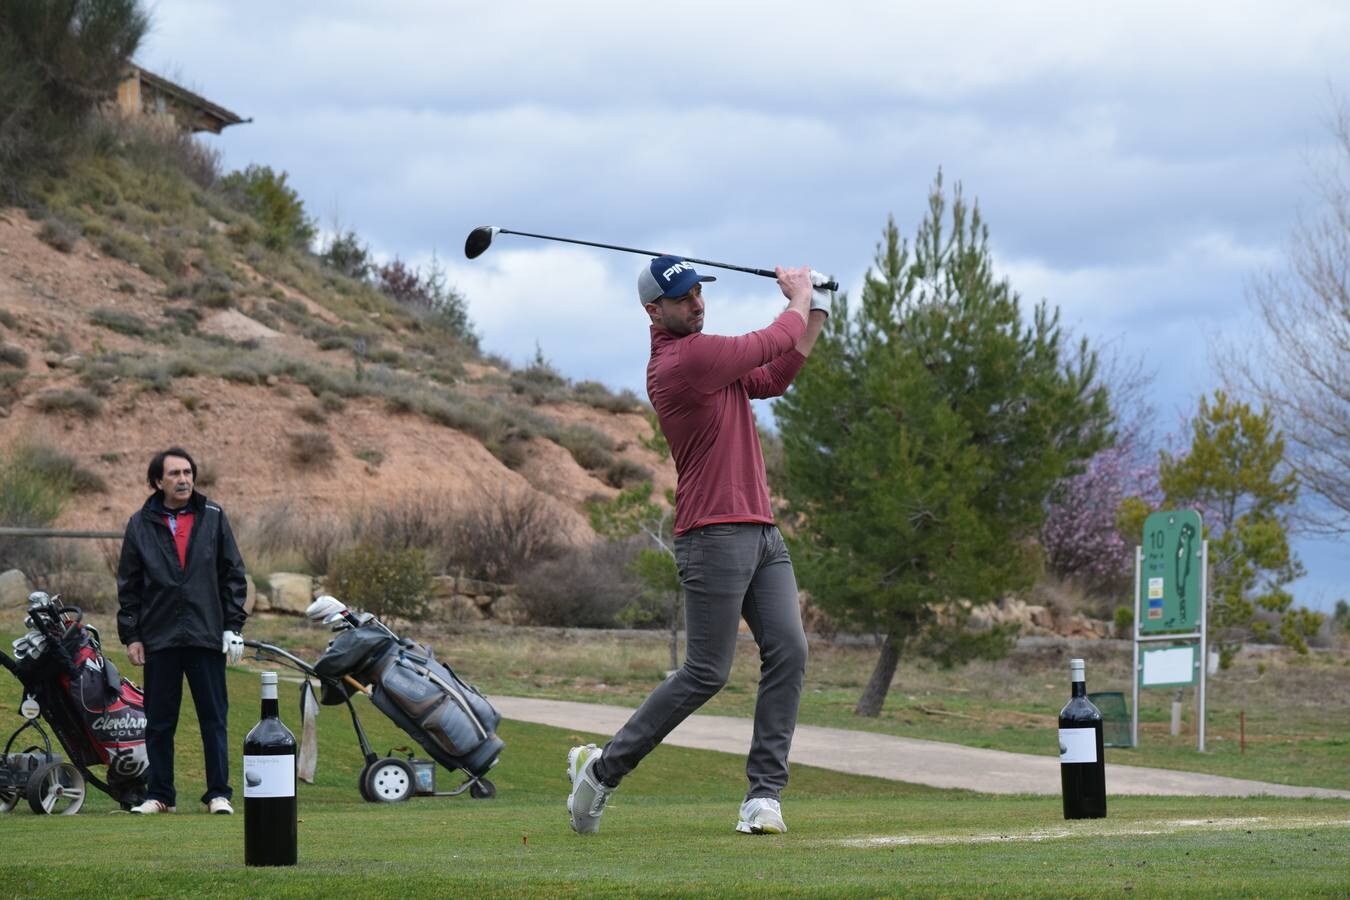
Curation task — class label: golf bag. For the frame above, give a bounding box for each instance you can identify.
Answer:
[4,594,148,807]
[313,621,503,779]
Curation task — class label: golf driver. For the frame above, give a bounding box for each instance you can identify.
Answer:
[464,226,839,292]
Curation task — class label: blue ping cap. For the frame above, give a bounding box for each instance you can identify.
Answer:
[638,255,716,305]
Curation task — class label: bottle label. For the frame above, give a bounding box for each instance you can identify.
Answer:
[1058,727,1097,764]
[243,754,295,798]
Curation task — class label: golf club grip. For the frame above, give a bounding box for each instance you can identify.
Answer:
[498,229,838,291]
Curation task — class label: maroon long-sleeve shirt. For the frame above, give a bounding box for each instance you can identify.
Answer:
[647,310,808,535]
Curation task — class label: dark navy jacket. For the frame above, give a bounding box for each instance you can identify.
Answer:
[116,491,247,653]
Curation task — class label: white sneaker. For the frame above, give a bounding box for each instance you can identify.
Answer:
[129,799,175,814]
[566,744,615,835]
[736,797,787,834]
[207,797,234,815]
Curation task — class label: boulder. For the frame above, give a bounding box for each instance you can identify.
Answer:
[457,576,502,598]
[267,572,315,615]
[0,568,34,607]
[434,594,486,624]
[490,593,529,625]
[1027,605,1054,629]
[430,575,458,600]
[243,574,257,616]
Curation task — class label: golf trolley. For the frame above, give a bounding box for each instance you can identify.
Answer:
[1,592,149,815]
[244,595,502,803]
[0,693,79,815]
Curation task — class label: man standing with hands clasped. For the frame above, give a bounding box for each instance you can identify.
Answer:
[567,258,830,836]
[117,447,248,815]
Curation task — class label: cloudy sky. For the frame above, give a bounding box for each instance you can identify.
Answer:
[138,1,1349,611]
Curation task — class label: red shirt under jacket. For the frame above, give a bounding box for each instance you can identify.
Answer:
[165,510,194,569]
[647,310,807,535]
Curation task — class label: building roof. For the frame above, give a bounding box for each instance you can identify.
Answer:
[129,63,248,132]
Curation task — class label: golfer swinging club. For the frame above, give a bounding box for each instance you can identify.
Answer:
[567,256,829,835]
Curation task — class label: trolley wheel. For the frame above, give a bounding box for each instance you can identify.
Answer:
[26,761,85,815]
[469,777,496,800]
[357,760,376,802]
[0,786,20,813]
[362,757,414,803]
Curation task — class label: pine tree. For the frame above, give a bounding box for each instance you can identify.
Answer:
[1159,390,1317,665]
[776,174,1112,715]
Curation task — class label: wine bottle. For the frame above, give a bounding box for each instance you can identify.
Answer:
[1058,657,1106,819]
[244,671,297,866]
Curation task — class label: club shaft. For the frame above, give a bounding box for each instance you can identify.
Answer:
[498,229,839,291]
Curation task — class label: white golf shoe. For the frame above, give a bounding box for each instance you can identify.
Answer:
[736,797,787,834]
[566,743,615,835]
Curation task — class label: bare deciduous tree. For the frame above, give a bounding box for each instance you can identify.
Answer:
[1228,97,1350,535]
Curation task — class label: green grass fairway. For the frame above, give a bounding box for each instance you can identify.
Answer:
[1,664,1347,896]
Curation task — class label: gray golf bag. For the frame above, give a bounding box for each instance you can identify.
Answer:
[313,622,503,780]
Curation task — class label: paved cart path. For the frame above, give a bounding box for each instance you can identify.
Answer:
[496,696,1350,800]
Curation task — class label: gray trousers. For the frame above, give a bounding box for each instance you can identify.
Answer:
[597,523,807,800]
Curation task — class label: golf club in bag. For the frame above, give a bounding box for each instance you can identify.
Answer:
[1,592,148,814]
[465,225,840,292]
[245,595,502,802]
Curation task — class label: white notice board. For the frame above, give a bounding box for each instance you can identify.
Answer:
[1140,645,1197,688]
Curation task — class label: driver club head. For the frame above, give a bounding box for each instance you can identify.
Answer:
[464,225,500,260]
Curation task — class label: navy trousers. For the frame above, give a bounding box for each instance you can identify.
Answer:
[143,646,231,807]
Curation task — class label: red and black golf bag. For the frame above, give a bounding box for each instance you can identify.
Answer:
[6,595,148,807]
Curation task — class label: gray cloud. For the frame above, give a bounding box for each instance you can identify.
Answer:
[137,1,1350,609]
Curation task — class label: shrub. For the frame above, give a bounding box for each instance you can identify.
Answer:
[218,164,316,251]
[573,380,642,413]
[320,229,371,280]
[191,275,235,309]
[353,447,383,467]
[23,447,107,494]
[0,370,23,400]
[161,245,187,277]
[557,424,617,472]
[326,543,432,623]
[161,305,200,335]
[38,218,79,253]
[515,540,643,627]
[35,388,102,419]
[0,442,77,576]
[1113,605,1134,638]
[44,333,72,354]
[89,307,149,336]
[605,458,653,489]
[373,254,476,347]
[288,431,337,468]
[0,309,16,329]
[349,500,454,560]
[294,403,326,425]
[244,504,350,575]
[446,489,566,583]
[0,344,28,368]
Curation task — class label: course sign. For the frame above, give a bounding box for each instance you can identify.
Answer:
[1138,509,1203,633]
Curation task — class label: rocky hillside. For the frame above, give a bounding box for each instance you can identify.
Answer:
[0,162,674,549]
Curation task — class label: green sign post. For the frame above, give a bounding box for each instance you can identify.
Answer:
[1132,509,1208,751]
[1138,509,1203,633]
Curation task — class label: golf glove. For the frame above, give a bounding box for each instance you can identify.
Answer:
[223,630,245,664]
[809,270,832,317]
